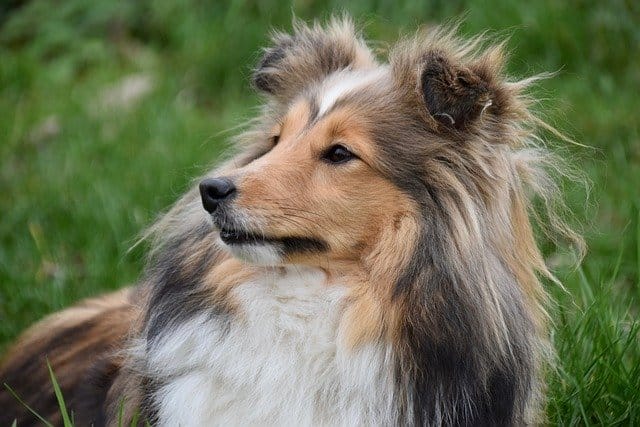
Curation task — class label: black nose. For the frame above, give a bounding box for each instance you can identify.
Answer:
[199,178,236,213]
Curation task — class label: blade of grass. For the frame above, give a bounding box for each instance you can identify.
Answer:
[3,383,54,427]
[118,397,125,427]
[47,360,73,427]
[577,265,594,304]
[609,225,627,285]
[636,203,640,292]
[130,408,139,427]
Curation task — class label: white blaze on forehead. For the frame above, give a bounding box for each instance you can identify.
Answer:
[317,68,387,117]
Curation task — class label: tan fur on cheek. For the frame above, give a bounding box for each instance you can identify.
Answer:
[363,207,421,288]
[342,200,422,349]
[202,257,260,312]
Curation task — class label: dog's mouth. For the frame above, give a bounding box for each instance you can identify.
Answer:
[213,216,328,265]
[219,228,273,245]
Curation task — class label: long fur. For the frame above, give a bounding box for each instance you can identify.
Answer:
[0,17,581,426]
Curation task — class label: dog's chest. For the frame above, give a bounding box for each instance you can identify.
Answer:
[147,267,396,426]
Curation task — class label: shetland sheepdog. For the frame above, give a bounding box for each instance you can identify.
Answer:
[0,17,579,426]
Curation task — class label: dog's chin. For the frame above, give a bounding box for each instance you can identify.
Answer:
[223,241,284,265]
[217,228,283,266]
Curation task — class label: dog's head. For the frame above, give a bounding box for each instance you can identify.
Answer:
[199,18,533,279]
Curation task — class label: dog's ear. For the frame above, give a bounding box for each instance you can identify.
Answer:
[252,17,376,101]
[390,31,500,132]
[419,51,493,130]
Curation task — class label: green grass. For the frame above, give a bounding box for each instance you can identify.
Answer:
[47,361,73,427]
[1,0,638,424]
[5,361,149,426]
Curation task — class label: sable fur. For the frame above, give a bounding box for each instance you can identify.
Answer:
[0,17,580,426]
[0,288,138,426]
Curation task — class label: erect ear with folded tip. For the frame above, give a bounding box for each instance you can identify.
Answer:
[252,34,296,95]
[252,18,376,102]
[420,52,493,130]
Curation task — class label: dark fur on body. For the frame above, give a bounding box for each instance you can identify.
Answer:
[0,289,137,426]
[0,17,579,426]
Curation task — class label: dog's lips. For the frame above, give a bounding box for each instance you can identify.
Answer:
[219,228,270,245]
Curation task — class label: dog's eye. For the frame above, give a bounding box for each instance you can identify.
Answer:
[271,134,280,146]
[322,145,356,164]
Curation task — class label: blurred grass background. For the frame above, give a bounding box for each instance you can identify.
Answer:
[0,0,638,424]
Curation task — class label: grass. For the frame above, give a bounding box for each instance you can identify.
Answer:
[1,0,638,424]
[5,361,149,426]
[4,361,73,427]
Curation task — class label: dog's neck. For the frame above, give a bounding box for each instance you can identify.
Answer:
[139,261,398,426]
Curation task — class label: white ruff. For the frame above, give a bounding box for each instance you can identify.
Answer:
[145,266,397,426]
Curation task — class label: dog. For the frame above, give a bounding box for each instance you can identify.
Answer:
[0,17,579,426]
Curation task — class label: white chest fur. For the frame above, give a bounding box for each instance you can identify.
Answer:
[145,267,397,426]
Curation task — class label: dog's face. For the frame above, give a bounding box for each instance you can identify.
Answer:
[198,20,508,271]
[200,69,418,267]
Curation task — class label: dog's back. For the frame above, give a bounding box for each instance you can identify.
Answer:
[0,288,137,426]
